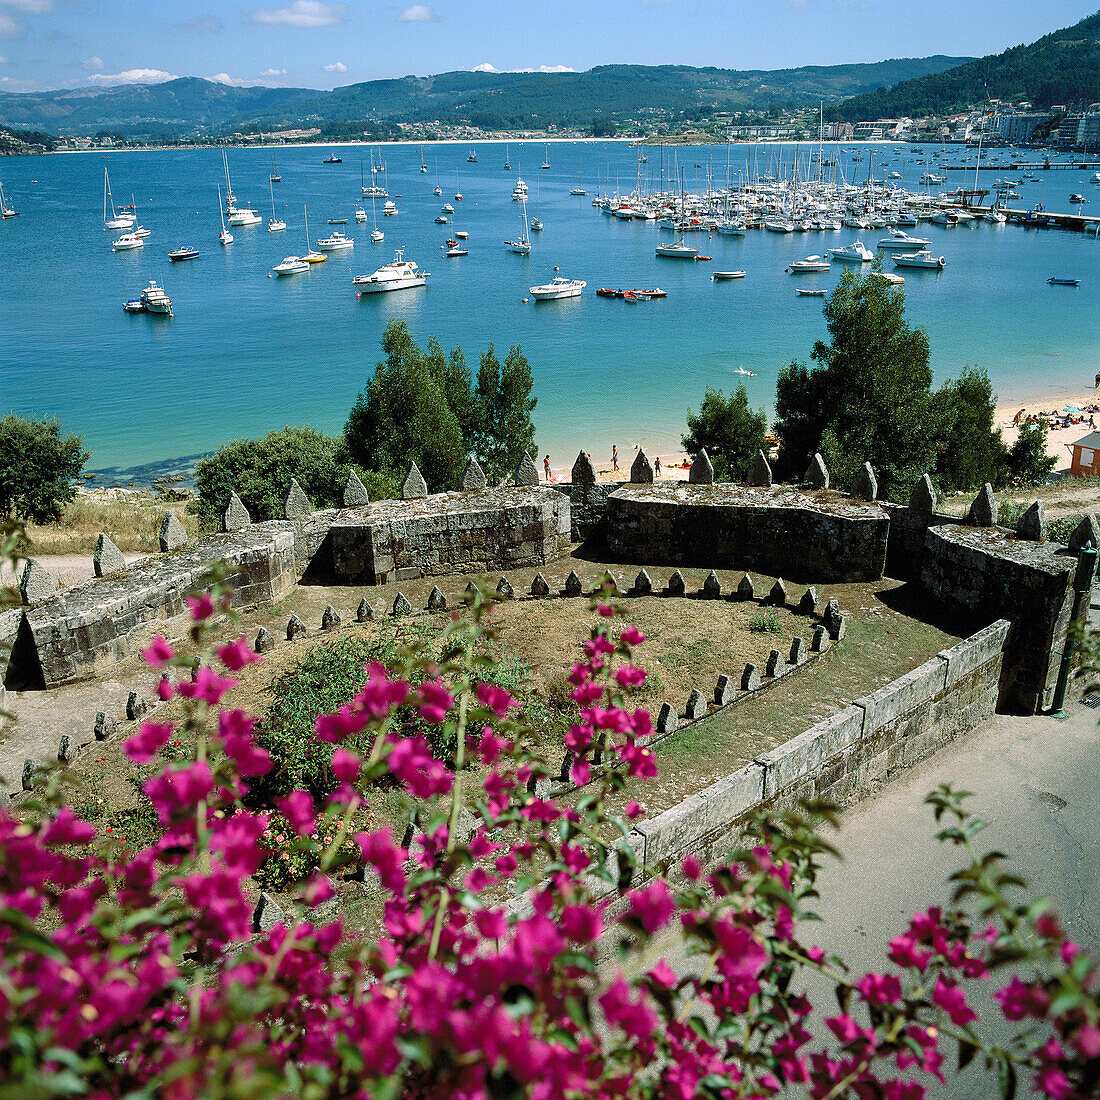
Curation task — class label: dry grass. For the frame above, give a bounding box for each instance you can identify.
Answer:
[23,493,197,555]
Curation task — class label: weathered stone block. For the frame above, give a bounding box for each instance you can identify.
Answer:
[564,570,582,596]
[766,578,787,606]
[714,674,735,706]
[805,452,829,489]
[224,491,250,531]
[823,598,842,632]
[830,617,846,642]
[92,534,125,580]
[22,759,38,791]
[287,614,306,640]
[851,462,878,502]
[855,656,947,734]
[94,712,116,741]
[789,637,805,664]
[255,627,275,653]
[702,570,722,598]
[667,569,686,596]
[741,662,761,691]
[968,483,998,527]
[685,689,706,719]
[572,451,596,486]
[254,892,285,933]
[811,625,828,652]
[749,450,772,487]
[656,702,679,734]
[765,649,781,677]
[514,452,540,487]
[357,598,375,622]
[1017,501,1047,541]
[283,478,313,519]
[1069,514,1100,552]
[20,559,56,605]
[126,691,148,721]
[633,568,653,596]
[461,456,487,491]
[910,473,937,516]
[402,462,428,500]
[689,448,714,485]
[427,586,447,610]
[392,593,413,617]
[496,577,514,599]
[343,469,370,507]
[737,574,754,600]
[630,448,654,484]
[321,605,341,631]
[159,511,188,552]
[938,619,1010,690]
[797,586,818,615]
[530,573,550,597]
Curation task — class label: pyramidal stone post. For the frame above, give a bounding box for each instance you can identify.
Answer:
[357,597,375,622]
[1016,501,1048,541]
[688,448,715,485]
[571,450,596,487]
[20,559,55,606]
[159,510,188,552]
[968,483,998,527]
[530,573,550,597]
[564,570,582,596]
[427,586,447,610]
[630,448,654,484]
[749,450,772,488]
[766,578,787,606]
[402,461,428,500]
[93,534,126,577]
[702,570,722,598]
[805,452,829,490]
[343,469,370,508]
[909,473,938,517]
[283,478,313,520]
[1069,513,1100,552]
[392,593,413,617]
[461,455,487,491]
[513,452,540,487]
[633,568,653,596]
[852,462,878,502]
[737,574,754,601]
[667,570,686,597]
[224,491,250,532]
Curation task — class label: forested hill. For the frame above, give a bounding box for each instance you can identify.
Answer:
[0,57,969,138]
[827,11,1100,121]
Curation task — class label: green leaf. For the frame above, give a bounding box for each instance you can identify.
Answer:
[958,1038,978,1073]
[997,1057,1018,1100]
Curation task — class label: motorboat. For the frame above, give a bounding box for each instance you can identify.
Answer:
[531,218,543,232]
[529,276,586,300]
[795,288,826,296]
[316,231,353,251]
[432,185,442,196]
[371,228,384,243]
[877,228,930,249]
[455,231,468,239]
[112,233,144,251]
[168,247,199,262]
[139,280,172,315]
[829,240,873,262]
[764,220,794,232]
[123,299,144,313]
[355,206,368,223]
[512,180,528,201]
[788,255,830,272]
[929,210,957,226]
[273,256,310,276]
[896,213,918,226]
[892,249,946,269]
[352,248,430,294]
[383,200,398,216]
[435,214,448,224]
[871,271,905,285]
[656,238,699,259]
[133,227,151,239]
[323,154,342,164]
[442,203,454,214]
[1069,194,1085,204]
[302,250,325,263]
[444,245,468,257]
[327,218,348,225]
[1047,276,1079,286]
[985,209,1007,224]
[712,271,746,280]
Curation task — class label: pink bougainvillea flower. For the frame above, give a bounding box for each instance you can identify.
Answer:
[597,603,615,617]
[626,880,675,934]
[142,636,175,667]
[994,975,1050,1021]
[354,662,410,721]
[570,758,591,786]
[615,664,647,688]
[856,971,902,1006]
[619,625,646,646]
[315,704,369,743]
[143,760,214,824]
[387,735,452,799]
[42,806,96,848]
[186,593,215,621]
[277,790,315,837]
[619,741,657,779]
[156,676,175,701]
[331,747,361,783]
[475,907,508,939]
[124,722,174,765]
[217,636,260,672]
[682,854,702,880]
[647,958,677,988]
[1074,1023,1100,1059]
[417,678,454,725]
[888,932,932,971]
[561,903,603,943]
[571,681,604,706]
[624,800,644,821]
[177,666,237,707]
[932,976,977,1026]
[599,975,658,1044]
[475,682,516,716]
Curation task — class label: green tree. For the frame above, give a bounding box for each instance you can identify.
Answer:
[1005,423,1057,486]
[681,385,768,482]
[0,414,88,523]
[191,426,393,529]
[344,321,467,492]
[930,366,1009,491]
[472,343,537,482]
[774,268,935,499]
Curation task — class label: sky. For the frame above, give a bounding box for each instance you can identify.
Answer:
[0,0,1096,94]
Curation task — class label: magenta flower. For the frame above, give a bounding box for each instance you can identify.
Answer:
[476,682,516,716]
[682,854,701,880]
[331,747,361,783]
[932,975,976,1026]
[143,759,214,824]
[888,932,932,970]
[599,975,658,1044]
[353,662,410,720]
[597,603,615,617]
[619,741,657,779]
[571,681,604,706]
[564,723,593,752]
[217,636,260,672]
[647,958,677,988]
[277,789,315,837]
[124,722,174,765]
[1074,1023,1100,1059]
[620,625,646,646]
[561,903,603,943]
[627,880,675,934]
[994,975,1050,1021]
[186,593,215,621]
[42,806,96,848]
[142,635,175,667]
[417,678,454,725]
[475,907,507,939]
[624,800,644,820]
[156,676,175,701]
[355,827,407,893]
[178,666,237,706]
[570,758,591,785]
[615,664,647,688]
[315,704,369,743]
[856,971,902,1006]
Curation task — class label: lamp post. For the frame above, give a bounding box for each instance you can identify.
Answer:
[1050,541,1098,718]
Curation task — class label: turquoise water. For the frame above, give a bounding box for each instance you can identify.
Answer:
[0,141,1097,481]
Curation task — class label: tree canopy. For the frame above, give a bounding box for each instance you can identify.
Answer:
[0,414,87,524]
[682,386,768,482]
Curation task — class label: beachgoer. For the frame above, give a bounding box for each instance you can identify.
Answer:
[1094,371,1099,390]
[612,444,618,472]
[543,455,550,481]
[654,456,662,477]
[1013,408,1024,425]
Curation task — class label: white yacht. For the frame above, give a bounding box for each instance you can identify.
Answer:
[829,240,874,262]
[352,249,430,294]
[112,233,144,251]
[132,226,151,239]
[877,228,930,249]
[383,200,398,216]
[788,255,830,272]
[655,237,699,259]
[892,249,946,269]
[871,271,905,285]
[442,202,454,214]
[371,227,384,243]
[355,206,368,223]
[529,277,586,301]
[764,219,795,233]
[512,179,528,201]
[139,280,172,315]
[102,167,135,230]
[316,230,353,251]
[273,256,309,276]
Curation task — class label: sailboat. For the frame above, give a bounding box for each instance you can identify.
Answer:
[504,144,511,170]
[419,145,428,172]
[217,185,233,246]
[269,149,281,184]
[506,196,531,254]
[1,181,19,219]
[301,205,324,262]
[370,190,384,243]
[432,158,442,197]
[267,178,286,232]
[103,166,135,230]
[531,174,543,231]
[223,150,260,225]
[540,144,551,170]
[570,157,587,196]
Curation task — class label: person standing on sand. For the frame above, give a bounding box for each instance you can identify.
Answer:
[654,456,662,477]
[1094,371,1100,389]
[543,455,551,481]
[612,444,618,472]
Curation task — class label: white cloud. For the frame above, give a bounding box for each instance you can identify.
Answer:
[211,72,247,85]
[258,67,288,77]
[0,1,53,13]
[323,60,346,72]
[87,68,178,85]
[533,64,575,73]
[82,56,104,71]
[471,62,497,72]
[251,1,347,28]
[469,62,576,74]
[0,13,24,37]
[178,15,224,32]
[397,4,438,21]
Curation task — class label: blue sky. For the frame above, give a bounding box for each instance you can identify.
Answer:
[0,1,1096,93]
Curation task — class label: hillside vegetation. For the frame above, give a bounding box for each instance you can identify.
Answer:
[827,10,1100,121]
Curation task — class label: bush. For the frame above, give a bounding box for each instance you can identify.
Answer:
[0,414,88,523]
[682,385,768,482]
[1006,423,1057,486]
[930,366,1009,491]
[749,609,783,633]
[191,426,396,529]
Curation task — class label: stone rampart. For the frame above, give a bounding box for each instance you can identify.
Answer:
[549,481,626,542]
[627,619,1010,874]
[328,486,571,585]
[881,503,961,580]
[606,483,889,582]
[6,528,297,690]
[920,525,1079,713]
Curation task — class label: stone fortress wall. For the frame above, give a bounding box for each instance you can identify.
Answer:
[3,446,1094,724]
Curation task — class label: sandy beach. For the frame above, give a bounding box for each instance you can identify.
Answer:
[995,390,1100,473]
